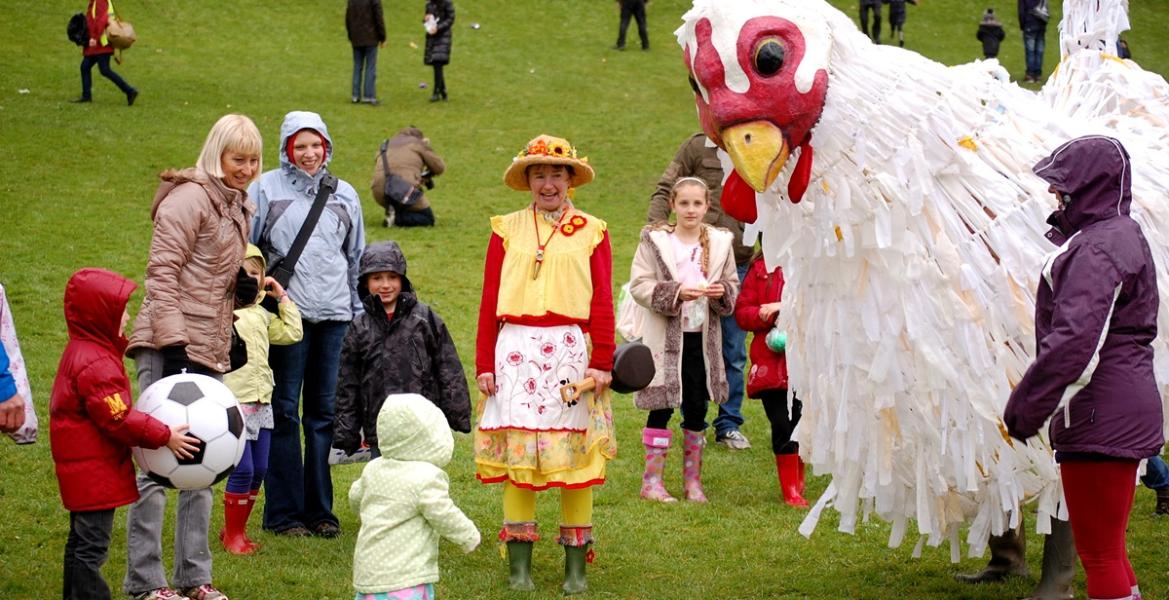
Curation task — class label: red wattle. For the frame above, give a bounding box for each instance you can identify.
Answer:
[722,170,758,223]
[788,142,814,204]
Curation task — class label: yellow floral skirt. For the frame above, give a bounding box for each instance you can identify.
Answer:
[474,324,617,490]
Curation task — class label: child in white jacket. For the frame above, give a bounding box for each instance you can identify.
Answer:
[350,393,480,599]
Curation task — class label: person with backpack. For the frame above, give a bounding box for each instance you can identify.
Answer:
[369,128,446,227]
[73,0,138,105]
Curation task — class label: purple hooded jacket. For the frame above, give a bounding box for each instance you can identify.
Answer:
[1003,135,1163,460]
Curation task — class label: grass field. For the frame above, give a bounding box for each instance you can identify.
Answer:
[2,0,1168,597]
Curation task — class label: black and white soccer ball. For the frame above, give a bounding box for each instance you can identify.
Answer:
[132,373,245,490]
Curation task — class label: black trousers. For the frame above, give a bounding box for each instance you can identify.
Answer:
[63,509,115,600]
[859,3,882,43]
[432,64,446,94]
[759,389,802,455]
[80,54,134,100]
[394,206,436,227]
[616,1,649,49]
[647,332,709,432]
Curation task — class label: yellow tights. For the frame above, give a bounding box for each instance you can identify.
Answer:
[502,481,593,525]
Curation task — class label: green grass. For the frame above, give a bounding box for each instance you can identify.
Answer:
[2,0,1168,597]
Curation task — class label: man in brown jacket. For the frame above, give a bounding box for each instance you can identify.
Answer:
[371,127,446,227]
[647,133,754,450]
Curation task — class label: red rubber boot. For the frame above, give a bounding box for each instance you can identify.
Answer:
[776,453,809,508]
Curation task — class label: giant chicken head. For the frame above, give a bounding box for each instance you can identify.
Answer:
[677,0,833,218]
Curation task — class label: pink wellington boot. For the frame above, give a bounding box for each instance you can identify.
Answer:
[681,429,708,503]
[641,428,678,502]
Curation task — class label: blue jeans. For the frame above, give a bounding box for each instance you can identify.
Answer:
[80,53,134,100]
[714,263,749,436]
[1023,28,1045,77]
[1141,455,1169,490]
[351,45,378,100]
[263,320,349,531]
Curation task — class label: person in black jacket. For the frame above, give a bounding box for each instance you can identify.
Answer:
[976,8,1006,59]
[1018,0,1048,82]
[346,0,386,105]
[333,241,470,458]
[423,0,455,102]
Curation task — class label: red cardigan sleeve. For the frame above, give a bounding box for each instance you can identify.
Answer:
[88,0,110,41]
[735,260,776,333]
[475,233,505,375]
[586,231,615,371]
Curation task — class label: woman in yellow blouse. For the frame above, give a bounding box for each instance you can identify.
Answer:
[474,134,616,594]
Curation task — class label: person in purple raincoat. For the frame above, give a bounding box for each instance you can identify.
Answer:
[1004,135,1164,600]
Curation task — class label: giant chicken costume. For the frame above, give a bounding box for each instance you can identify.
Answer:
[677,0,1169,557]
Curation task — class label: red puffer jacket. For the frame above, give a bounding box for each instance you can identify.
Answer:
[734,258,789,397]
[50,268,171,512]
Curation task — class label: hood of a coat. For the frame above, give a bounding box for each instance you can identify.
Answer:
[150,167,243,219]
[375,393,453,467]
[64,268,137,352]
[1033,135,1132,234]
[278,111,335,174]
[358,241,413,297]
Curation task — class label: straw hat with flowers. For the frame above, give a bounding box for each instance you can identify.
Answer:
[503,134,595,191]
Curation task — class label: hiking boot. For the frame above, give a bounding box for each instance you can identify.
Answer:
[311,521,341,538]
[180,584,227,600]
[716,429,751,450]
[1155,488,1169,515]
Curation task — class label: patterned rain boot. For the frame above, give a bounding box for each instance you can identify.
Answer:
[220,492,257,555]
[681,429,708,503]
[776,453,809,508]
[640,428,677,502]
[559,525,593,595]
[501,521,538,591]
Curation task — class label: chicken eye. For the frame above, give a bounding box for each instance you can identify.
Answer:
[688,74,701,94]
[754,39,785,77]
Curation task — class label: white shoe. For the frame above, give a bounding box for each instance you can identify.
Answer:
[716,430,752,450]
[132,589,190,600]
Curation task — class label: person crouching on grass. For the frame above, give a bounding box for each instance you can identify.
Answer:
[629,177,739,504]
[333,240,472,461]
[219,244,304,555]
[51,268,199,600]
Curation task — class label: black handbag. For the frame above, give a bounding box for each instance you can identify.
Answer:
[266,172,338,288]
[380,140,423,208]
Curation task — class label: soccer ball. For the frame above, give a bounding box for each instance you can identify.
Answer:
[132,373,245,490]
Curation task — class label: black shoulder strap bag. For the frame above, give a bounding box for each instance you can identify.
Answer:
[380,140,423,208]
[267,172,338,288]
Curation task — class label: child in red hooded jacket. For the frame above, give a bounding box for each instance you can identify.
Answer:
[734,253,808,508]
[50,268,198,600]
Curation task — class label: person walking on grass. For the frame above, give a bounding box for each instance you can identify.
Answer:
[218,245,304,556]
[423,0,455,102]
[613,0,649,51]
[51,268,199,600]
[346,0,386,105]
[630,177,738,505]
[74,0,138,105]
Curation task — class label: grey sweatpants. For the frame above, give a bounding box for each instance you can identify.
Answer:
[122,348,220,594]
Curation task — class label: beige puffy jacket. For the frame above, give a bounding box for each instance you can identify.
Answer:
[128,168,254,373]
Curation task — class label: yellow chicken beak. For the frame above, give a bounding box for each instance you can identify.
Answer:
[722,122,789,192]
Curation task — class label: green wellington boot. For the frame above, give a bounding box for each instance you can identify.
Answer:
[507,541,536,591]
[563,544,590,595]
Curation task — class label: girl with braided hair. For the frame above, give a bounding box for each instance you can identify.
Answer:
[629,177,739,503]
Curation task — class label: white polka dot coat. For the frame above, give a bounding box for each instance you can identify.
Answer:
[349,393,481,593]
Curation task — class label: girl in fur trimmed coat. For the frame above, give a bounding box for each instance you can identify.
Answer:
[628,177,739,503]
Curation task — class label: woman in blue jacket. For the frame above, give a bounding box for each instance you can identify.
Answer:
[249,111,364,538]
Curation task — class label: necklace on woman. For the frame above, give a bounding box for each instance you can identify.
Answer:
[532,208,568,279]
